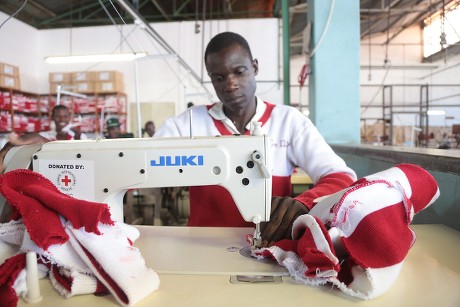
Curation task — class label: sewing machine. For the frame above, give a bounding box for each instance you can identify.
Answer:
[30,133,272,246]
[4,136,460,306]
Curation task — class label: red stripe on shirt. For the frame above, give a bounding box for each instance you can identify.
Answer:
[210,101,275,135]
[188,175,292,227]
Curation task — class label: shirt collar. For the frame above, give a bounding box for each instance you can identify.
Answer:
[208,97,266,131]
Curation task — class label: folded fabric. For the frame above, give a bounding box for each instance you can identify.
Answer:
[0,254,26,307]
[0,169,160,306]
[0,169,113,250]
[253,163,440,300]
[49,264,106,298]
[67,221,159,306]
[0,219,24,264]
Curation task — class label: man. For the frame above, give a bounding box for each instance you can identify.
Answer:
[106,117,134,139]
[143,121,156,137]
[40,105,87,141]
[155,32,357,246]
[106,117,122,139]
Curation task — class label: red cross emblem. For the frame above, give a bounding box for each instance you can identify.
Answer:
[61,175,72,186]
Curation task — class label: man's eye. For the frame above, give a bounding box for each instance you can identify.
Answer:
[211,75,224,82]
[236,67,247,75]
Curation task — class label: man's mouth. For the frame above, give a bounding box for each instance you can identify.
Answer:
[225,95,243,102]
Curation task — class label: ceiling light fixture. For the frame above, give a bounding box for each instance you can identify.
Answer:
[45,52,147,64]
[427,109,446,116]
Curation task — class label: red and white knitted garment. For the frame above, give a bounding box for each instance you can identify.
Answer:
[0,169,159,307]
[253,163,440,300]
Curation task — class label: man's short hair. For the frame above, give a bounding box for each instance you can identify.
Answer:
[204,32,253,62]
[51,104,70,117]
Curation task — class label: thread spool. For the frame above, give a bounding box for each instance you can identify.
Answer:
[23,251,43,303]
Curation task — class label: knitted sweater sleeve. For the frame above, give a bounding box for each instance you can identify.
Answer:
[294,172,355,210]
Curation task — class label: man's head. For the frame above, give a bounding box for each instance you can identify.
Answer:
[51,105,71,132]
[106,117,121,139]
[144,121,156,137]
[204,32,253,63]
[204,32,258,115]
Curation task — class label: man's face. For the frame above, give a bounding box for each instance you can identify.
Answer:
[52,109,71,131]
[205,44,258,113]
[108,126,121,138]
[146,123,155,136]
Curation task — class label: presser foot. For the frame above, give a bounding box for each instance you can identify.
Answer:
[252,223,262,249]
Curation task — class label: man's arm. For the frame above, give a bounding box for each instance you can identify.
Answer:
[294,172,355,210]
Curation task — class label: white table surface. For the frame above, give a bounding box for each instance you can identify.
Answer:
[18,224,460,307]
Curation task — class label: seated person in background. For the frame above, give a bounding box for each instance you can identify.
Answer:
[154,31,357,247]
[438,133,451,149]
[143,121,156,137]
[427,132,439,148]
[105,117,134,139]
[106,117,122,139]
[40,105,87,140]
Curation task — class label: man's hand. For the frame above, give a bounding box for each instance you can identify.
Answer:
[260,196,309,247]
[70,126,82,140]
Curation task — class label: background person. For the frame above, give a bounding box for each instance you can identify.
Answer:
[105,117,134,139]
[40,105,87,141]
[143,121,156,137]
[105,117,122,139]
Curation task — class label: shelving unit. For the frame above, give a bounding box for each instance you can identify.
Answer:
[47,71,127,136]
[0,86,48,133]
[49,91,127,135]
[0,86,127,135]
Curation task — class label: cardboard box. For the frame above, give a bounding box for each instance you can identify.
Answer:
[49,82,74,95]
[0,75,20,90]
[49,72,72,83]
[75,81,95,93]
[95,81,124,93]
[0,62,19,76]
[96,71,123,82]
[71,71,97,82]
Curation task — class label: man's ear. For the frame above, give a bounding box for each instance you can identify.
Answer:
[252,58,259,76]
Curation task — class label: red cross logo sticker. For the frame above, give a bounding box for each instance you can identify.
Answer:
[61,175,72,186]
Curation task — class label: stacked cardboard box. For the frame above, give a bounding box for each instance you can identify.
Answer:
[0,62,21,90]
[49,70,124,94]
[72,71,97,93]
[95,71,124,93]
[49,72,73,94]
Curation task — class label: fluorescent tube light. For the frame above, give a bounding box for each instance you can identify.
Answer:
[427,109,446,116]
[45,52,147,64]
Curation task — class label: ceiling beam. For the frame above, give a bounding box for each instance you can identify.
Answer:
[38,1,104,27]
[28,0,56,17]
[82,4,109,21]
[173,0,192,16]
[150,0,171,21]
[385,0,445,44]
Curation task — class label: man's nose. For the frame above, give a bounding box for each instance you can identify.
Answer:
[225,74,238,90]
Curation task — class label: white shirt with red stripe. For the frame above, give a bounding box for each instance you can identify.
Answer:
[155,97,357,226]
[39,130,88,141]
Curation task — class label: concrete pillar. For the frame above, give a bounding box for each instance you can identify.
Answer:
[308,0,360,144]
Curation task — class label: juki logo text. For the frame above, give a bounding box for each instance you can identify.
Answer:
[150,155,204,167]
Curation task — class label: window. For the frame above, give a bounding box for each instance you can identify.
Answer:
[423,1,460,58]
